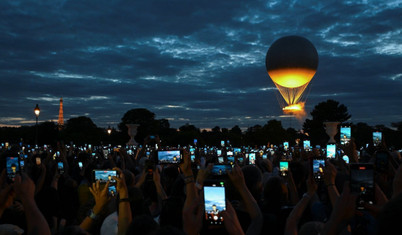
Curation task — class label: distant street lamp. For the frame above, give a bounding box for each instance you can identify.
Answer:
[34,104,40,146]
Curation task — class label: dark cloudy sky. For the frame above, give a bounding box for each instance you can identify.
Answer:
[0,0,401,130]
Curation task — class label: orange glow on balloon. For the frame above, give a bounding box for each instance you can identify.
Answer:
[268,68,316,88]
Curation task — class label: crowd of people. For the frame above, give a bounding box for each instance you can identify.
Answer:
[0,135,402,235]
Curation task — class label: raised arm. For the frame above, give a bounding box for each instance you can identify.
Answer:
[0,170,15,218]
[114,168,132,235]
[322,182,357,235]
[153,166,168,201]
[228,165,263,235]
[324,160,340,207]
[79,180,110,232]
[34,163,46,195]
[284,174,317,235]
[180,150,197,209]
[14,173,51,235]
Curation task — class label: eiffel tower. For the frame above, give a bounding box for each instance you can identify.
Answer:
[58,97,64,130]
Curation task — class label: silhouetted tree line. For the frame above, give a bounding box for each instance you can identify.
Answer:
[1,100,402,149]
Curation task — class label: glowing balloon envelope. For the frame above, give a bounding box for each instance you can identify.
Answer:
[265,36,318,114]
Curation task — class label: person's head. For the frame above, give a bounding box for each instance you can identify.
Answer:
[299,221,324,235]
[126,214,159,235]
[262,176,288,212]
[123,169,135,188]
[289,161,307,189]
[241,165,263,202]
[159,196,184,229]
[212,204,217,211]
[161,165,180,196]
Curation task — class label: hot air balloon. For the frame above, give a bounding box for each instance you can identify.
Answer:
[265,36,318,114]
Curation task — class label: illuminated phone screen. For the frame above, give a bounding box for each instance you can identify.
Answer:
[373,132,382,146]
[340,126,351,145]
[326,144,336,159]
[204,183,226,225]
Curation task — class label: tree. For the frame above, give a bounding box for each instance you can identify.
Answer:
[229,125,243,147]
[303,99,351,146]
[263,120,287,145]
[177,124,200,146]
[64,116,104,145]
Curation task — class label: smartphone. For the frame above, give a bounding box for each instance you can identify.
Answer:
[78,161,83,169]
[189,147,196,162]
[249,153,256,165]
[6,157,20,182]
[312,159,325,181]
[108,185,117,197]
[93,170,118,183]
[157,150,182,164]
[283,142,289,151]
[375,151,389,172]
[211,164,232,176]
[203,181,226,225]
[233,148,241,155]
[279,161,289,177]
[218,157,224,164]
[217,150,222,156]
[350,163,374,210]
[227,157,235,165]
[58,162,64,174]
[373,132,382,147]
[19,160,25,172]
[303,140,311,151]
[262,154,267,159]
[340,126,351,145]
[326,144,336,159]
[226,151,233,156]
[342,155,349,164]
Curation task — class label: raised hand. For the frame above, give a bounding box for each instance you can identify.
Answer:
[89,180,110,215]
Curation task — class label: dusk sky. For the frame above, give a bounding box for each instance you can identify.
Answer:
[1,0,401,130]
